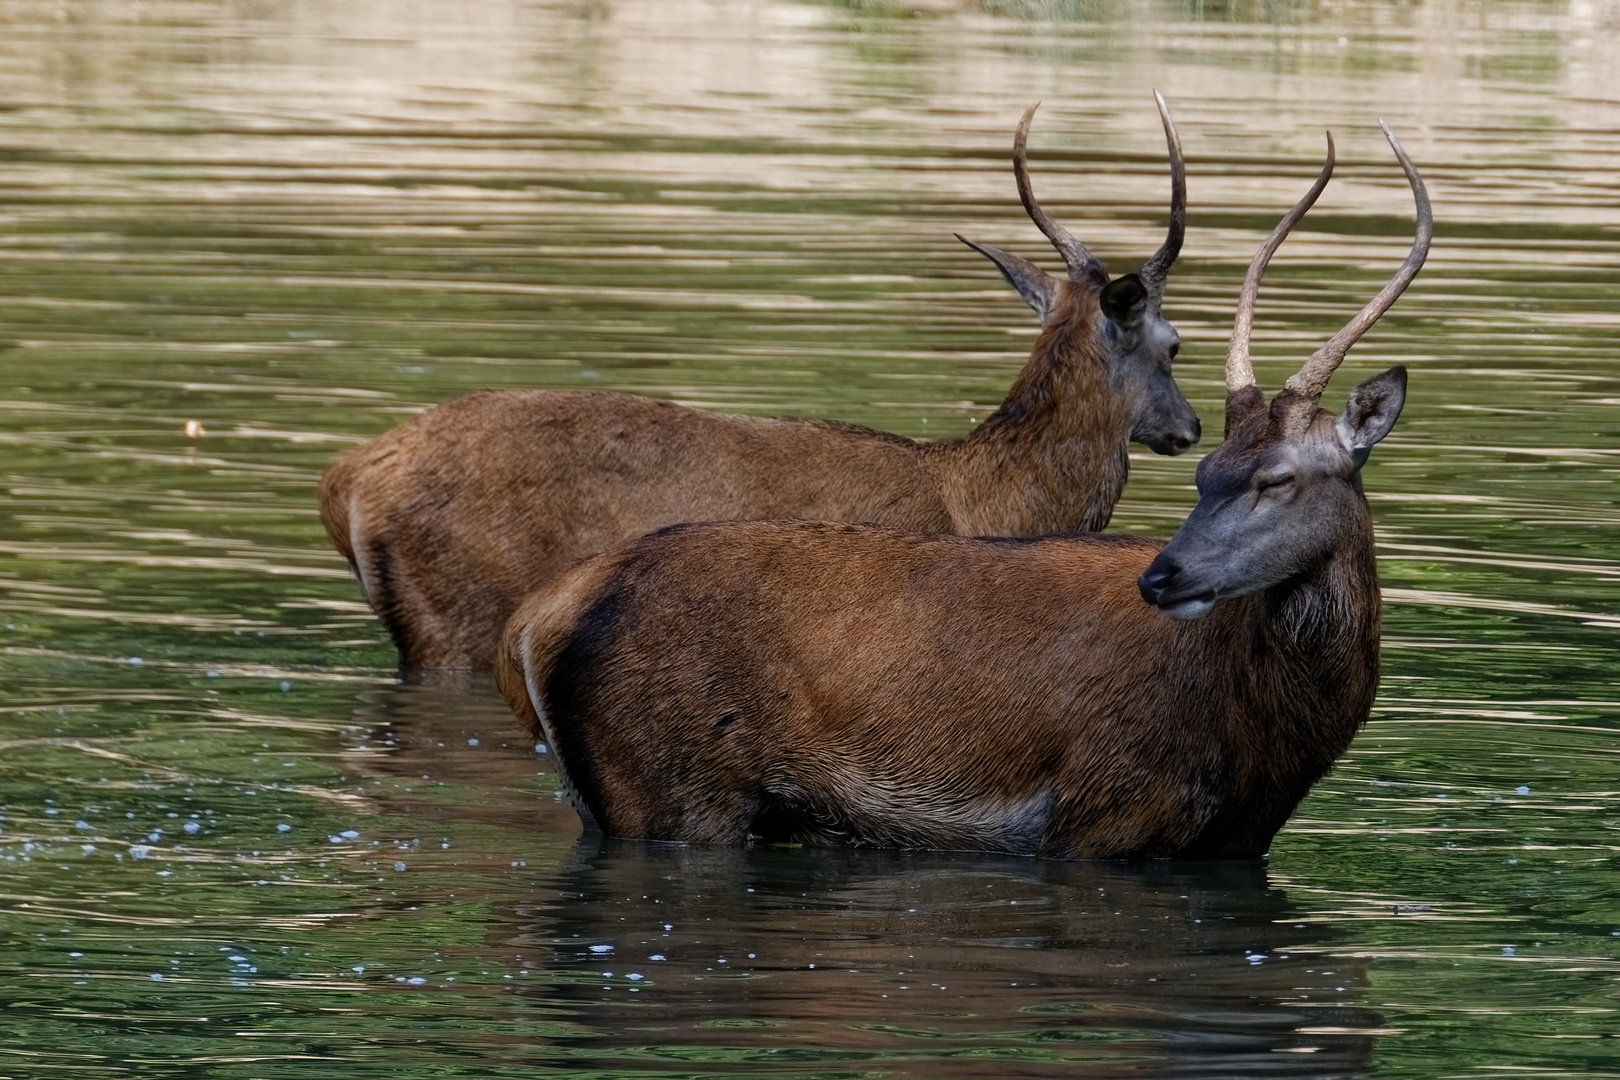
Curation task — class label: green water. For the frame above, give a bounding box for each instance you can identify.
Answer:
[2,0,1619,1075]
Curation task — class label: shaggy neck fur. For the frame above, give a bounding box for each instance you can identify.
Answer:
[927,288,1130,536]
[1189,502,1381,857]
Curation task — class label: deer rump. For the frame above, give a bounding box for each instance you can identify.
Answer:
[320,391,952,667]
[498,520,1376,861]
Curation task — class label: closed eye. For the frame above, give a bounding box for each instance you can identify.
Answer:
[1257,474,1295,493]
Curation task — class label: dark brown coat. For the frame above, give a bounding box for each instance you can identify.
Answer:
[494,487,1379,859]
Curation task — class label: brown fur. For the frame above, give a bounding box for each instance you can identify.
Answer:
[496,390,1383,859]
[323,284,1153,669]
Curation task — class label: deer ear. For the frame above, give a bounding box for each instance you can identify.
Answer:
[1335,366,1407,461]
[1099,273,1149,330]
[957,235,1057,324]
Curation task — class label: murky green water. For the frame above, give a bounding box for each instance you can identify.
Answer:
[3,0,1619,1075]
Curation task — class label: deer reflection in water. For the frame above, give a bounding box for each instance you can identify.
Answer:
[507,843,1378,1079]
[333,682,1376,1078]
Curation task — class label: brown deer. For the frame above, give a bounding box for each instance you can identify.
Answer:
[320,96,1198,670]
[496,121,1431,860]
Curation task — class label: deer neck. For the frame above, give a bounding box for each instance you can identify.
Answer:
[1209,508,1382,849]
[929,317,1131,537]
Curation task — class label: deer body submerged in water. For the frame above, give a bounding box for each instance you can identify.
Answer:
[320,97,1198,670]
[498,122,1432,860]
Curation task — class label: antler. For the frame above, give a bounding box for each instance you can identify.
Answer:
[1283,121,1432,400]
[1137,90,1186,303]
[1013,103,1108,287]
[1226,133,1337,394]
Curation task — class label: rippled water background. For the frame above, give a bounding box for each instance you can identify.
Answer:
[2,0,1619,1075]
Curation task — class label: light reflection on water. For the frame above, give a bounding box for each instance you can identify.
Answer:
[2,0,1620,1076]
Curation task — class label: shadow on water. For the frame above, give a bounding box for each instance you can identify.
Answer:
[502,842,1377,1077]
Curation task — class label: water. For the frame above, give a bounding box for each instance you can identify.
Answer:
[2,0,1619,1075]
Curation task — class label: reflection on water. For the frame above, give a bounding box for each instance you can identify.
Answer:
[517,846,1376,1077]
[2,0,1620,1076]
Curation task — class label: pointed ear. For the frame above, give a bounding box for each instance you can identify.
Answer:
[1335,366,1407,463]
[957,234,1057,324]
[1099,273,1149,330]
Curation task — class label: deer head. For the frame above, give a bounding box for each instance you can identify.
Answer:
[959,93,1197,456]
[1138,122,1432,619]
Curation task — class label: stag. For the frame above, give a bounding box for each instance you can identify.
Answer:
[320,97,1198,670]
[496,122,1431,859]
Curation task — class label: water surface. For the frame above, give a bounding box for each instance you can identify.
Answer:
[3,1,1620,1076]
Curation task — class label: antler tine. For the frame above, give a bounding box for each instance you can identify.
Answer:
[1138,90,1186,302]
[1284,121,1432,400]
[1013,103,1108,287]
[1226,132,1337,394]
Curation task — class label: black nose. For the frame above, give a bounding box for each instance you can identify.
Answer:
[1138,559,1178,605]
[1154,415,1201,457]
[1172,416,1201,455]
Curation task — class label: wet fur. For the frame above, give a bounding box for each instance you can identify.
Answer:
[324,285,1152,669]
[497,393,1382,860]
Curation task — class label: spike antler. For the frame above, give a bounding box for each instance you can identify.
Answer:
[1013,103,1108,287]
[1138,90,1186,303]
[1225,133,1337,394]
[1284,121,1433,400]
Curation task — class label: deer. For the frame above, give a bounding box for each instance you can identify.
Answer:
[319,96,1199,671]
[495,120,1431,860]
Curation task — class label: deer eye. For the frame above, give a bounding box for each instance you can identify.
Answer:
[1256,473,1295,494]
